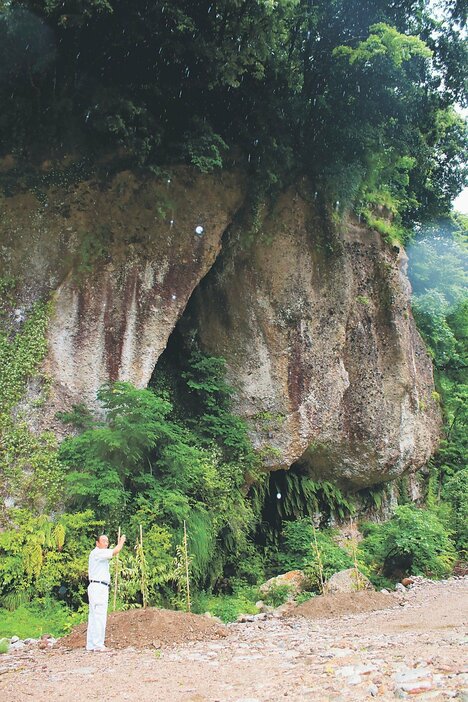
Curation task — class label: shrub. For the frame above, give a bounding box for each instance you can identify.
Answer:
[277,518,353,592]
[359,505,456,580]
[262,583,291,608]
[0,599,86,639]
[192,591,258,623]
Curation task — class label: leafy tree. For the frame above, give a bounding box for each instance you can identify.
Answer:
[0,1,465,225]
[408,214,467,552]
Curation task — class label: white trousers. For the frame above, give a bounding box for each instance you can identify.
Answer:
[86,582,109,650]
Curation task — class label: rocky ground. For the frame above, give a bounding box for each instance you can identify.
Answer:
[1,577,467,702]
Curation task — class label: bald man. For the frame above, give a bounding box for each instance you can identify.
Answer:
[86,533,126,652]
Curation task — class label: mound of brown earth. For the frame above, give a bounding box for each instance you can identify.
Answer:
[290,590,396,619]
[59,607,227,650]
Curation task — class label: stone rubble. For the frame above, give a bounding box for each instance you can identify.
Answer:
[0,575,466,701]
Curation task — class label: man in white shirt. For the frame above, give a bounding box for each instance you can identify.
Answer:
[86,533,126,652]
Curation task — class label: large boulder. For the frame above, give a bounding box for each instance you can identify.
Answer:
[259,570,309,597]
[325,568,374,594]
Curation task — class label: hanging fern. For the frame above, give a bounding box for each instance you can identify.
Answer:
[185,508,215,585]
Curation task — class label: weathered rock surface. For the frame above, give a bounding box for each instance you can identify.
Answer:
[259,570,309,597]
[1,167,243,432]
[189,184,441,486]
[1,169,440,484]
[325,568,374,594]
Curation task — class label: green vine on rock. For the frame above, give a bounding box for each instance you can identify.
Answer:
[0,299,64,518]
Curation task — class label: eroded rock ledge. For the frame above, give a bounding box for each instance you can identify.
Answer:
[0,169,441,485]
[187,185,441,487]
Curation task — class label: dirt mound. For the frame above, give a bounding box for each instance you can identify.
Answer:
[60,607,227,650]
[290,591,396,620]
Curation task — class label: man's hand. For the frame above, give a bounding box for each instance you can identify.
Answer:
[113,534,126,556]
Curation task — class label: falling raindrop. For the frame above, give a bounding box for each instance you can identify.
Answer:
[195,225,204,236]
[170,219,174,227]
[335,201,340,210]
[171,293,177,301]
[276,492,282,500]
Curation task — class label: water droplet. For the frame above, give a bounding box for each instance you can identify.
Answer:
[276,492,282,500]
[195,225,204,236]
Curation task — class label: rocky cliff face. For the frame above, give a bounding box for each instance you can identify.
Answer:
[0,168,441,484]
[1,167,243,431]
[187,185,441,487]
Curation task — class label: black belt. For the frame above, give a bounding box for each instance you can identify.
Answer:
[89,580,110,587]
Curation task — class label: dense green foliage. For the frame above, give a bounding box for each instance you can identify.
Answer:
[408,214,468,555]
[277,518,353,591]
[359,505,456,580]
[58,352,261,594]
[0,0,466,224]
[0,600,84,639]
[0,509,103,608]
[0,2,466,635]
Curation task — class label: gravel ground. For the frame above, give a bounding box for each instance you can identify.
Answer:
[1,578,467,702]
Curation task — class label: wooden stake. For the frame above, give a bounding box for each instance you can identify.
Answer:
[113,526,121,612]
[139,524,148,609]
[183,520,191,612]
[311,524,325,595]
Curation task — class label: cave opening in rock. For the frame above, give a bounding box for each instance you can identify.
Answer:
[148,319,194,407]
[146,299,356,585]
[256,464,322,548]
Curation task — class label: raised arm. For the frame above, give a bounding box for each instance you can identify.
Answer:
[112,534,126,556]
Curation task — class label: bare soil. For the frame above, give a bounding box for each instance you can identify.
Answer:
[292,590,394,619]
[1,578,467,702]
[59,607,227,650]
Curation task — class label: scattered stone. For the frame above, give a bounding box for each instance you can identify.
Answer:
[401,578,414,587]
[10,641,26,650]
[236,614,255,623]
[395,583,407,593]
[393,668,433,684]
[10,636,19,644]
